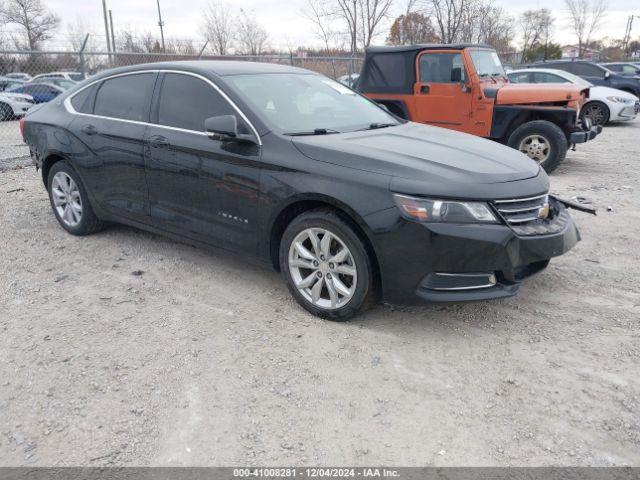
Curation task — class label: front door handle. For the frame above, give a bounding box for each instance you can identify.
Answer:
[148,135,169,147]
[81,124,98,135]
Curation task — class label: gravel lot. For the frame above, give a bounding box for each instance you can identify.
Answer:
[1,120,639,467]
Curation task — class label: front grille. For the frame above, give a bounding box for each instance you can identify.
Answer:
[493,194,549,225]
[493,194,568,236]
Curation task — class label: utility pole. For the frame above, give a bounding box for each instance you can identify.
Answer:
[156,0,166,53]
[101,0,112,61]
[109,10,116,53]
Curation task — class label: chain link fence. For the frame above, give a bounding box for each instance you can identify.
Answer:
[0,50,364,163]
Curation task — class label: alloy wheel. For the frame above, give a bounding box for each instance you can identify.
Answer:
[582,104,606,126]
[288,227,357,310]
[51,171,83,227]
[518,135,550,163]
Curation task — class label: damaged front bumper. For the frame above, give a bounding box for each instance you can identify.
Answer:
[370,196,589,305]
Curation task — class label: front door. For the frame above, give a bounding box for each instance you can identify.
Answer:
[144,72,262,252]
[67,72,157,223]
[412,50,472,131]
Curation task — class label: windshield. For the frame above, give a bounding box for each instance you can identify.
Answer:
[469,49,505,77]
[226,73,399,134]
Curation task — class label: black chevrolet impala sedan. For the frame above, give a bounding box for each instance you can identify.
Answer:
[21,61,580,320]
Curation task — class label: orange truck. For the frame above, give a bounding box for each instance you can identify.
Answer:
[356,44,602,173]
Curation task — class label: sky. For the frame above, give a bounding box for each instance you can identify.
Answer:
[38,0,640,52]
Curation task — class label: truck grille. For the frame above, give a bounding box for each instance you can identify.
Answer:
[493,194,569,236]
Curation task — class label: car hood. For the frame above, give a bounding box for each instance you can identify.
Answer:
[590,85,639,101]
[292,122,548,200]
[494,82,586,105]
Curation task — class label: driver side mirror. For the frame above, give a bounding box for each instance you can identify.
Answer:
[204,115,257,144]
[604,71,610,79]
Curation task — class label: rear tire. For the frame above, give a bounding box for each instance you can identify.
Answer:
[47,160,105,236]
[507,120,568,174]
[279,208,377,321]
[580,101,610,126]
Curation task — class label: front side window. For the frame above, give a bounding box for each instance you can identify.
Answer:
[157,73,235,132]
[419,52,467,83]
[226,73,398,134]
[94,73,155,122]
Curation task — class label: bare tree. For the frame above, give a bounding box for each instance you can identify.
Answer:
[236,9,268,56]
[565,0,607,58]
[66,17,97,52]
[1,0,60,50]
[304,0,342,54]
[358,0,394,48]
[200,1,235,55]
[519,9,553,60]
[335,0,359,54]
[427,0,471,44]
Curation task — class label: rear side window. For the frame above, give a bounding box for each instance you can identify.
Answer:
[572,63,602,76]
[70,84,96,113]
[508,72,530,83]
[94,73,155,122]
[532,72,565,83]
[157,73,235,132]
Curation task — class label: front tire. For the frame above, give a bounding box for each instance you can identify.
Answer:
[580,101,610,126]
[47,160,104,236]
[0,102,13,121]
[507,120,568,174]
[279,209,377,321]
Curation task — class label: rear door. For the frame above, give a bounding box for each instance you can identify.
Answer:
[67,72,156,224]
[144,72,262,251]
[412,50,472,130]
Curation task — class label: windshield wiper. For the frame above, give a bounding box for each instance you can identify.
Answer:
[356,122,397,131]
[284,128,340,136]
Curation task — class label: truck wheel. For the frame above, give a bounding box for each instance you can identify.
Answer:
[580,101,609,126]
[507,120,568,174]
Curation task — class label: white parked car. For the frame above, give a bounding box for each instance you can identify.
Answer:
[0,91,35,120]
[337,73,359,88]
[5,72,32,82]
[508,68,640,125]
[31,71,85,83]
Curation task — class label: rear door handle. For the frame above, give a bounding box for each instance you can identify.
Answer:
[148,135,169,147]
[81,124,98,135]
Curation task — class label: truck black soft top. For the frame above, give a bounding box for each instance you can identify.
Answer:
[357,43,492,95]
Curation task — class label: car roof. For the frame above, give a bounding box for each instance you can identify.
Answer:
[365,43,492,54]
[88,61,311,81]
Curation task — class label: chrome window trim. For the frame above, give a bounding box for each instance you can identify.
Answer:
[63,69,262,145]
[493,193,548,204]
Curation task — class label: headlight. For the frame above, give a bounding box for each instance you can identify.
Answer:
[606,96,632,103]
[393,194,498,223]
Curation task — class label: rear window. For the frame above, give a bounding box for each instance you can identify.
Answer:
[69,73,84,81]
[157,73,235,132]
[94,73,155,122]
